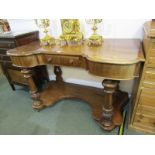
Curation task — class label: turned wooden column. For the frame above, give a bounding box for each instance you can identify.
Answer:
[100,79,119,130]
[21,68,44,110]
[54,66,63,82]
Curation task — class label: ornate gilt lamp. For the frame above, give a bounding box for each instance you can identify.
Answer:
[86,19,103,46]
[35,19,55,46]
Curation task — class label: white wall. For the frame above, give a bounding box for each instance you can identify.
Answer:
[8,19,150,93]
[8,19,149,39]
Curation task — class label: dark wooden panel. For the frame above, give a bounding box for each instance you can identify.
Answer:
[0,40,16,49]
[16,32,39,46]
[0,31,49,90]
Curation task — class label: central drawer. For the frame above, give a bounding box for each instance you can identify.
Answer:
[45,55,81,67]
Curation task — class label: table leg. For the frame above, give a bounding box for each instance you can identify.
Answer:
[100,79,119,130]
[21,68,44,110]
[54,66,63,82]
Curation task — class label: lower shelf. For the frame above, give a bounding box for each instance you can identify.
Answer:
[32,80,129,131]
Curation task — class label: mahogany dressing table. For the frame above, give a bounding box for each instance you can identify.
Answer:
[7,39,145,131]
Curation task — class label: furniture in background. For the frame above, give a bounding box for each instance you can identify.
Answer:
[7,39,145,131]
[0,63,2,74]
[0,31,49,90]
[130,21,155,134]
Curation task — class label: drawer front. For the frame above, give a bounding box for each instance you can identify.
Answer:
[148,39,155,57]
[150,40,155,50]
[143,68,155,88]
[137,105,155,117]
[0,55,3,61]
[88,61,138,80]
[0,40,16,49]
[2,55,11,61]
[148,57,155,68]
[46,55,81,67]
[0,48,7,54]
[133,113,155,133]
[139,88,155,108]
[0,55,11,62]
[150,50,155,57]
[8,69,27,85]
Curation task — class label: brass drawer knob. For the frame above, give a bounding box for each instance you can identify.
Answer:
[69,59,74,64]
[47,57,52,63]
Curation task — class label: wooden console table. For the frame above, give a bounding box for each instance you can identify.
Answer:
[7,39,145,131]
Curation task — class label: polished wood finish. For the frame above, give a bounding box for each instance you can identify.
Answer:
[21,69,43,110]
[8,39,144,80]
[40,81,128,130]
[7,39,144,131]
[8,39,144,63]
[100,80,128,130]
[0,31,49,90]
[130,21,155,134]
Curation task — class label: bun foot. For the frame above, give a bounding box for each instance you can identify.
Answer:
[99,121,115,131]
[32,101,44,111]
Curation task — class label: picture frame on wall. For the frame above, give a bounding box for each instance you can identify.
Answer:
[0,19,11,33]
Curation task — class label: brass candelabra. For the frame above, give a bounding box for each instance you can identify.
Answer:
[35,19,55,46]
[86,19,103,46]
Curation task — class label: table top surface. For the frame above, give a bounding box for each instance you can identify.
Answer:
[7,39,145,64]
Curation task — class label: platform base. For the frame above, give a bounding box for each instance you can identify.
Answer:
[32,81,129,131]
